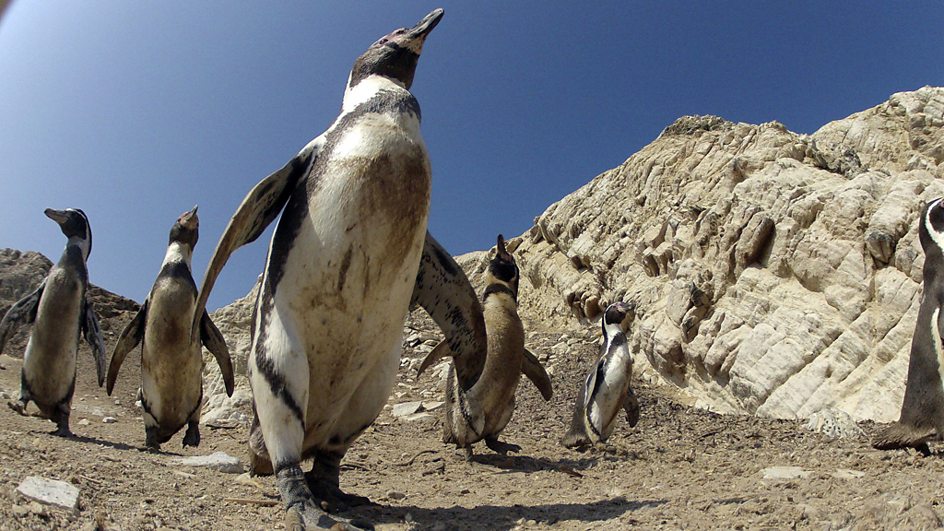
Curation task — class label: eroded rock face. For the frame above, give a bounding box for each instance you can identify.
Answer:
[500,87,944,422]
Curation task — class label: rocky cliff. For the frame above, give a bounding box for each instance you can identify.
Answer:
[484,86,944,422]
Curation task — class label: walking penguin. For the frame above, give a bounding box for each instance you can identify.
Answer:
[188,9,480,529]
[874,197,944,452]
[418,235,553,458]
[106,207,234,449]
[561,301,641,449]
[0,208,106,436]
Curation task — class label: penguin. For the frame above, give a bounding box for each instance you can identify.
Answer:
[874,197,944,452]
[417,235,553,459]
[105,207,234,450]
[189,9,450,529]
[561,301,641,449]
[0,208,106,437]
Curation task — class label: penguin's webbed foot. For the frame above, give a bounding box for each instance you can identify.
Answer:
[182,421,200,448]
[485,437,520,455]
[305,471,371,513]
[7,399,28,416]
[144,426,161,451]
[279,465,370,530]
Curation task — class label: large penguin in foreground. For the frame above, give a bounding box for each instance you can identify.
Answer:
[189,8,487,529]
[561,301,640,449]
[874,198,944,452]
[418,235,553,458]
[106,207,234,450]
[0,208,106,436]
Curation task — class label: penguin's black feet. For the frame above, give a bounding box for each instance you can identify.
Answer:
[50,408,72,438]
[182,421,200,448]
[303,450,371,513]
[278,465,369,530]
[7,399,28,416]
[144,426,161,451]
[485,437,521,455]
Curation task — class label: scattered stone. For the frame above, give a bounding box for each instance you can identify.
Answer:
[102,416,117,424]
[386,490,406,500]
[422,401,444,411]
[806,409,865,439]
[761,466,812,480]
[832,469,865,480]
[0,391,10,400]
[392,401,423,418]
[403,412,433,422]
[15,476,80,511]
[172,452,244,474]
[78,419,90,426]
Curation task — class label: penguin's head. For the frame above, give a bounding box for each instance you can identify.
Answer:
[169,205,199,249]
[601,301,633,339]
[348,8,444,90]
[45,208,92,259]
[920,198,944,257]
[485,234,520,299]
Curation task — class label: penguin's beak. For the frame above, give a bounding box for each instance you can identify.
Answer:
[178,205,199,229]
[405,8,443,42]
[44,208,69,225]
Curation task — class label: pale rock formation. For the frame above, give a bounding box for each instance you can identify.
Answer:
[490,87,944,422]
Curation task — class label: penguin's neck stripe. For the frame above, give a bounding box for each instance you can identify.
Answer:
[927,204,944,252]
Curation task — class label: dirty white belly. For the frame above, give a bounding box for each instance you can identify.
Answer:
[589,350,632,438]
[141,280,204,431]
[272,118,430,446]
[24,267,81,406]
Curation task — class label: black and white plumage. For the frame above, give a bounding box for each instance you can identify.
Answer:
[875,198,944,452]
[191,9,451,529]
[418,235,553,458]
[1,208,105,437]
[106,207,234,450]
[561,301,640,449]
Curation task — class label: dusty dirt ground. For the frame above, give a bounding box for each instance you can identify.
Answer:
[2,313,944,531]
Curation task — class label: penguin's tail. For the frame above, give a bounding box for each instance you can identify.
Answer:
[872,421,936,450]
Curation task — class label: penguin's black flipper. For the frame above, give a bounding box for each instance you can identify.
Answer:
[107,300,148,395]
[190,139,322,340]
[522,348,553,401]
[623,386,640,427]
[200,311,235,397]
[82,299,107,387]
[411,232,488,391]
[0,279,45,355]
[417,340,451,377]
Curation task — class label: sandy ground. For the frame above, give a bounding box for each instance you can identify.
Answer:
[1,317,944,531]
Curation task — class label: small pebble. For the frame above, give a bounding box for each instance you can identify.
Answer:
[386,490,406,500]
[102,417,117,424]
[78,419,90,426]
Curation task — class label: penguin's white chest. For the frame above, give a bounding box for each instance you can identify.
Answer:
[24,267,82,400]
[273,113,430,415]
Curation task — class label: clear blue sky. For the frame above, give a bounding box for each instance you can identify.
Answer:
[1,2,942,309]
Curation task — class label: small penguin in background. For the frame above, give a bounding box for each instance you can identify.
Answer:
[874,198,944,453]
[0,208,106,436]
[562,301,640,449]
[106,207,234,449]
[419,235,553,458]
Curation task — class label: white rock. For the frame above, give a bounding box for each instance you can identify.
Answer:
[422,401,444,411]
[403,412,433,422]
[172,452,244,474]
[392,401,424,418]
[102,416,117,424]
[805,408,865,439]
[78,419,90,426]
[15,476,80,511]
[761,466,812,480]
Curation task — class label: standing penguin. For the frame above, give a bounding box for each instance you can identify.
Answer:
[418,235,553,458]
[189,9,459,529]
[106,207,234,449]
[874,198,944,452]
[561,301,640,449]
[0,208,106,436]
